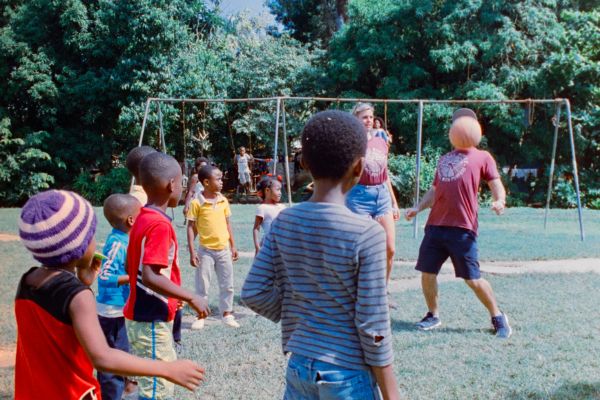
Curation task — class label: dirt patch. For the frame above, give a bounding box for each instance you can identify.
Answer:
[0,233,19,242]
[0,346,15,368]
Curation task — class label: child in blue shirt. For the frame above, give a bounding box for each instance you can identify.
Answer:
[96,194,141,400]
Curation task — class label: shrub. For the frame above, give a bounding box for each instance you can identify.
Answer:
[73,168,131,205]
[388,145,442,207]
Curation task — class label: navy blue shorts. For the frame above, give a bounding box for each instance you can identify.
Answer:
[415,226,481,280]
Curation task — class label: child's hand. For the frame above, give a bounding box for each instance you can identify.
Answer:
[164,359,205,391]
[254,245,260,256]
[190,252,200,268]
[404,207,419,221]
[188,295,210,318]
[392,207,401,221]
[491,200,505,215]
[231,247,239,262]
[177,300,184,310]
[183,206,189,217]
[78,256,102,286]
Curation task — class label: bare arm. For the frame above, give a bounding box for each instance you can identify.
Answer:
[252,216,263,254]
[183,175,199,214]
[488,178,506,215]
[386,177,400,220]
[226,217,238,260]
[372,365,401,400]
[405,186,436,220]
[70,290,205,390]
[117,275,129,286]
[187,220,199,267]
[141,264,209,317]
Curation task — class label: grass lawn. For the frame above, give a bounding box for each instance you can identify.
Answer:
[0,205,599,398]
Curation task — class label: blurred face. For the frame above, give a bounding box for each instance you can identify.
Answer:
[373,119,382,129]
[239,147,246,156]
[356,109,374,130]
[204,169,223,193]
[266,181,282,203]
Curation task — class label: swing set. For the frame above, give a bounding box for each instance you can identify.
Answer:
[136,96,585,241]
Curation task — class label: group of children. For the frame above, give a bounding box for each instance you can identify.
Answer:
[16,106,510,400]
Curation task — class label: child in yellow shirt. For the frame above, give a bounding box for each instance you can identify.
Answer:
[187,165,240,329]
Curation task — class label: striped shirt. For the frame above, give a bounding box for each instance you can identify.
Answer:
[241,202,393,370]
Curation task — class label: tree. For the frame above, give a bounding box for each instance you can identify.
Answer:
[325,0,599,191]
[267,0,348,44]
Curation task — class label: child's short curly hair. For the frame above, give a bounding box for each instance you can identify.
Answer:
[301,110,367,180]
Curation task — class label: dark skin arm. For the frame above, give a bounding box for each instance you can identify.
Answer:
[252,216,263,254]
[141,264,209,318]
[70,290,205,390]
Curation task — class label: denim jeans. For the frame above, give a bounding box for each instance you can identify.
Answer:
[97,316,129,400]
[283,353,381,400]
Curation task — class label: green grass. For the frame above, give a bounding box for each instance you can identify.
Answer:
[0,206,599,398]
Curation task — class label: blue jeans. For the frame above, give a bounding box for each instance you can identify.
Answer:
[284,354,381,400]
[97,315,129,400]
[346,183,392,219]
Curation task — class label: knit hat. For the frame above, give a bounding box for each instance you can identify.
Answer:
[19,190,97,266]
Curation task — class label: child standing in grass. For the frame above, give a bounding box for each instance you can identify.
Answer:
[405,108,512,339]
[252,176,285,255]
[15,190,205,400]
[242,110,400,400]
[96,194,141,400]
[187,165,240,330]
[123,152,211,399]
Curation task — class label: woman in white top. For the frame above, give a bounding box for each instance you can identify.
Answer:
[252,176,286,254]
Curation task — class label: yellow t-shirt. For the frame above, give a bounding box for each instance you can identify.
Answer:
[187,193,231,250]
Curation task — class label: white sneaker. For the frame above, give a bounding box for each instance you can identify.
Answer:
[222,315,240,328]
[191,318,205,330]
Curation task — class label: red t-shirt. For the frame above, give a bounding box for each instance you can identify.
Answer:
[15,268,101,400]
[426,148,500,234]
[123,207,181,322]
[359,136,389,186]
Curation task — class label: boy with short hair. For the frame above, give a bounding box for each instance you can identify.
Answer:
[187,165,240,330]
[96,194,141,400]
[242,110,400,400]
[126,145,157,206]
[405,108,512,338]
[15,190,206,400]
[123,152,211,399]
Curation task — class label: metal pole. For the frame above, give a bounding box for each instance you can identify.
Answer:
[544,103,561,229]
[272,98,281,175]
[564,99,585,241]
[131,99,153,190]
[413,101,424,239]
[157,102,166,153]
[281,100,293,206]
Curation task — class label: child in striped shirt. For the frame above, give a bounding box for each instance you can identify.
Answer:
[242,110,400,400]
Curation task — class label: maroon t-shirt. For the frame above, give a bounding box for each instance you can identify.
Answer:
[426,148,500,234]
[359,136,389,186]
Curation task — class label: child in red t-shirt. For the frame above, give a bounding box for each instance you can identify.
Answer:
[15,190,205,400]
[405,108,512,339]
[123,152,210,399]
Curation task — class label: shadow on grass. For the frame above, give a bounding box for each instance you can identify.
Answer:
[391,319,486,334]
[508,381,600,400]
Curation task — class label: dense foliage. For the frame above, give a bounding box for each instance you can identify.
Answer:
[0,0,597,207]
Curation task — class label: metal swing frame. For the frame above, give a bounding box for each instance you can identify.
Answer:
[136,96,585,241]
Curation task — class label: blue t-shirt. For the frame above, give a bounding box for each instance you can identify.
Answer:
[96,229,129,315]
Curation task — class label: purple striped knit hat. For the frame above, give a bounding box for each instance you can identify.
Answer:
[19,190,97,266]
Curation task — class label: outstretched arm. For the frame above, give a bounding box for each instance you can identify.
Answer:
[488,178,506,215]
[405,186,436,221]
[70,290,205,391]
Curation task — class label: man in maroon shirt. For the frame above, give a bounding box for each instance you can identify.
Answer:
[405,108,512,339]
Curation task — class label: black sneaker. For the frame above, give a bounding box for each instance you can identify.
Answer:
[491,312,512,339]
[416,312,441,330]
